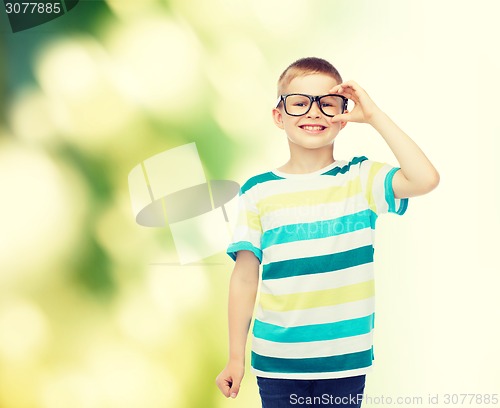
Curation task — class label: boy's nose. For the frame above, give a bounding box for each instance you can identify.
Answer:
[307,102,322,117]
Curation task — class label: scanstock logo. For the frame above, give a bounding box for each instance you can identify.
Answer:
[3,0,80,33]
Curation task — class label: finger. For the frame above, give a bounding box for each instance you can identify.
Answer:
[329,84,342,94]
[329,82,352,94]
[329,86,356,102]
[343,80,361,91]
[341,91,356,100]
[330,113,351,123]
[229,376,242,398]
[216,376,231,398]
[337,81,361,94]
[343,81,371,101]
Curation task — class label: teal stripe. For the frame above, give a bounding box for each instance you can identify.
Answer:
[240,172,284,195]
[384,167,409,215]
[261,209,376,250]
[262,245,374,280]
[251,348,373,373]
[253,313,374,343]
[322,156,368,176]
[241,157,366,196]
[227,241,262,263]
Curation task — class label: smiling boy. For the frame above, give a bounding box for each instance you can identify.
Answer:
[216,57,439,407]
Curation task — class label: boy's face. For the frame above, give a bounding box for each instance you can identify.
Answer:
[272,73,347,151]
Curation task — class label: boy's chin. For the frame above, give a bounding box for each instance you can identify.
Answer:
[288,137,336,150]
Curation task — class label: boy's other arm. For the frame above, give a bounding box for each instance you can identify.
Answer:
[215,250,260,399]
[329,81,440,199]
[368,111,440,199]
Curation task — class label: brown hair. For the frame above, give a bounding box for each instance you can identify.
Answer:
[277,57,343,96]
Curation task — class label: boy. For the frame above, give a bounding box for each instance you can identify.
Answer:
[216,57,439,407]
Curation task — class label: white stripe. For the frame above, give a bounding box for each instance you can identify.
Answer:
[259,192,367,231]
[372,164,390,214]
[254,297,375,327]
[259,262,374,295]
[252,331,374,359]
[231,225,261,243]
[262,229,373,266]
[251,365,373,380]
[257,167,354,197]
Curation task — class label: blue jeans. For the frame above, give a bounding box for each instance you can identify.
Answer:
[256,375,366,408]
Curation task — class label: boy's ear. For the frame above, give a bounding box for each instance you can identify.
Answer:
[272,108,285,129]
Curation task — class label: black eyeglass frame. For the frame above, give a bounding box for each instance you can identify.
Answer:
[276,93,348,117]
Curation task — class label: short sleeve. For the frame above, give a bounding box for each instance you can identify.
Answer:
[226,183,263,263]
[359,159,409,216]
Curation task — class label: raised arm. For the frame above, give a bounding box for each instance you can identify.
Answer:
[330,80,440,198]
[216,250,260,399]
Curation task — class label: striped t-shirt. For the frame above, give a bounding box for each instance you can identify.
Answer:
[227,156,409,379]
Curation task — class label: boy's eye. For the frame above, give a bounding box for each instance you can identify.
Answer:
[286,95,310,106]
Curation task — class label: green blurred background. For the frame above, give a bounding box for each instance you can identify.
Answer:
[1,1,499,407]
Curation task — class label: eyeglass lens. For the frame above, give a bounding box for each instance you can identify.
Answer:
[285,94,345,117]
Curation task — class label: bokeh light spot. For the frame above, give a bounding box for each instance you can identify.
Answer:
[8,87,57,144]
[0,298,50,361]
[105,15,201,118]
[0,142,87,288]
[35,36,136,146]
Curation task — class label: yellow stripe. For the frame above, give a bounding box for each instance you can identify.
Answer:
[256,178,362,217]
[259,280,375,312]
[365,163,384,213]
[236,210,262,232]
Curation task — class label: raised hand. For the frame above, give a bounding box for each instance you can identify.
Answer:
[329,80,383,125]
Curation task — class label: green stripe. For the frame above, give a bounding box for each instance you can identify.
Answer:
[240,172,284,195]
[251,348,373,374]
[261,209,376,250]
[384,168,409,215]
[227,241,262,263]
[321,156,368,176]
[253,313,374,343]
[262,245,374,280]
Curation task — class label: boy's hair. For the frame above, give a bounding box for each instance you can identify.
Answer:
[277,57,343,96]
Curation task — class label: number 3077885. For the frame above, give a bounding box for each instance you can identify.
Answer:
[5,3,62,14]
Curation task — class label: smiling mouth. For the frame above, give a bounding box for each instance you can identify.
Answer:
[300,125,326,131]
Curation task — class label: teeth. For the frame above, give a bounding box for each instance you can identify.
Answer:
[302,125,324,131]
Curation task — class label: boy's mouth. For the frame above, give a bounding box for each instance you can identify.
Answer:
[299,125,326,132]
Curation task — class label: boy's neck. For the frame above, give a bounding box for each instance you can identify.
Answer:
[278,145,335,174]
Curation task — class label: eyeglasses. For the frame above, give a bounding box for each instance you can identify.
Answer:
[276,94,348,117]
